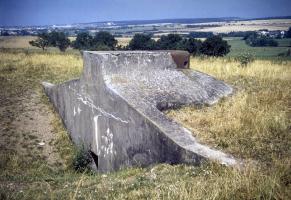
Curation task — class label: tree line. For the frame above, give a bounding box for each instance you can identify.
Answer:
[30,31,231,57]
[29,31,70,52]
[127,33,230,56]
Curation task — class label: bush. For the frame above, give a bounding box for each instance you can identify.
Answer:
[128,34,156,50]
[200,36,231,57]
[72,144,92,172]
[235,53,255,67]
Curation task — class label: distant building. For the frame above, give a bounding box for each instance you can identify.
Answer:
[257,30,285,39]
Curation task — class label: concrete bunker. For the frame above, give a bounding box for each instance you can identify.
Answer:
[42,51,239,173]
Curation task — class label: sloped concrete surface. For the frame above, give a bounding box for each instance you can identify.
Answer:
[43,51,239,172]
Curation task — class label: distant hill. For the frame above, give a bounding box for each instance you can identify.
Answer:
[73,17,242,28]
[248,16,291,21]
[71,16,291,29]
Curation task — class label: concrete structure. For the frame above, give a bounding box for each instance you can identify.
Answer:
[43,51,239,173]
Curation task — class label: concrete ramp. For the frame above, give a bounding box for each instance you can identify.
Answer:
[43,51,239,172]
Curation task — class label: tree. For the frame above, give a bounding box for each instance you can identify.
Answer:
[29,33,50,51]
[156,34,182,50]
[30,31,70,52]
[72,32,94,50]
[200,36,230,57]
[177,38,202,55]
[128,34,156,50]
[285,27,291,38]
[72,31,117,51]
[48,31,71,52]
[93,31,117,50]
[56,35,71,52]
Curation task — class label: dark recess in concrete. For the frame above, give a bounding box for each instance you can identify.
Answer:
[43,51,240,173]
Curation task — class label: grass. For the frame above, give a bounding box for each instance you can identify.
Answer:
[166,57,291,198]
[0,36,37,49]
[168,58,291,160]
[227,37,291,59]
[0,46,290,198]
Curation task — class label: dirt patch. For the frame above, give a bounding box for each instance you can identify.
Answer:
[0,89,64,168]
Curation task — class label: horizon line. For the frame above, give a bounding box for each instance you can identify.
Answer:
[1,15,291,28]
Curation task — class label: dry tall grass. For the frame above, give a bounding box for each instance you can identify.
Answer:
[167,58,290,161]
[0,36,37,49]
[166,57,291,199]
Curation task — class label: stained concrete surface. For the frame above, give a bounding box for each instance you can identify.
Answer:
[43,51,240,172]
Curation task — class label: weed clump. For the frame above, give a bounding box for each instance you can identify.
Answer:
[72,144,92,172]
[235,53,255,67]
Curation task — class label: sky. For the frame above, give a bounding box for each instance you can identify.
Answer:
[0,0,291,26]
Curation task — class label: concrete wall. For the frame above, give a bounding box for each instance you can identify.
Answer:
[43,51,240,173]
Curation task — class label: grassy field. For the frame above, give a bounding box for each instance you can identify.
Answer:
[0,37,290,199]
[227,37,291,58]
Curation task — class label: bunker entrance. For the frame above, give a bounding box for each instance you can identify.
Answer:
[90,151,98,169]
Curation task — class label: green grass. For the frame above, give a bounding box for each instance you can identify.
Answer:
[276,38,291,47]
[226,37,291,59]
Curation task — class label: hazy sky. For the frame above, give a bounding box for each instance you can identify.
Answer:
[1,0,291,26]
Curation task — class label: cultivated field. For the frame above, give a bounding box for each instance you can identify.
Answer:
[0,36,290,199]
[194,19,291,33]
[115,37,132,47]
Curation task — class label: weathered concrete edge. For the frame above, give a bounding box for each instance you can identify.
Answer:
[104,81,242,167]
